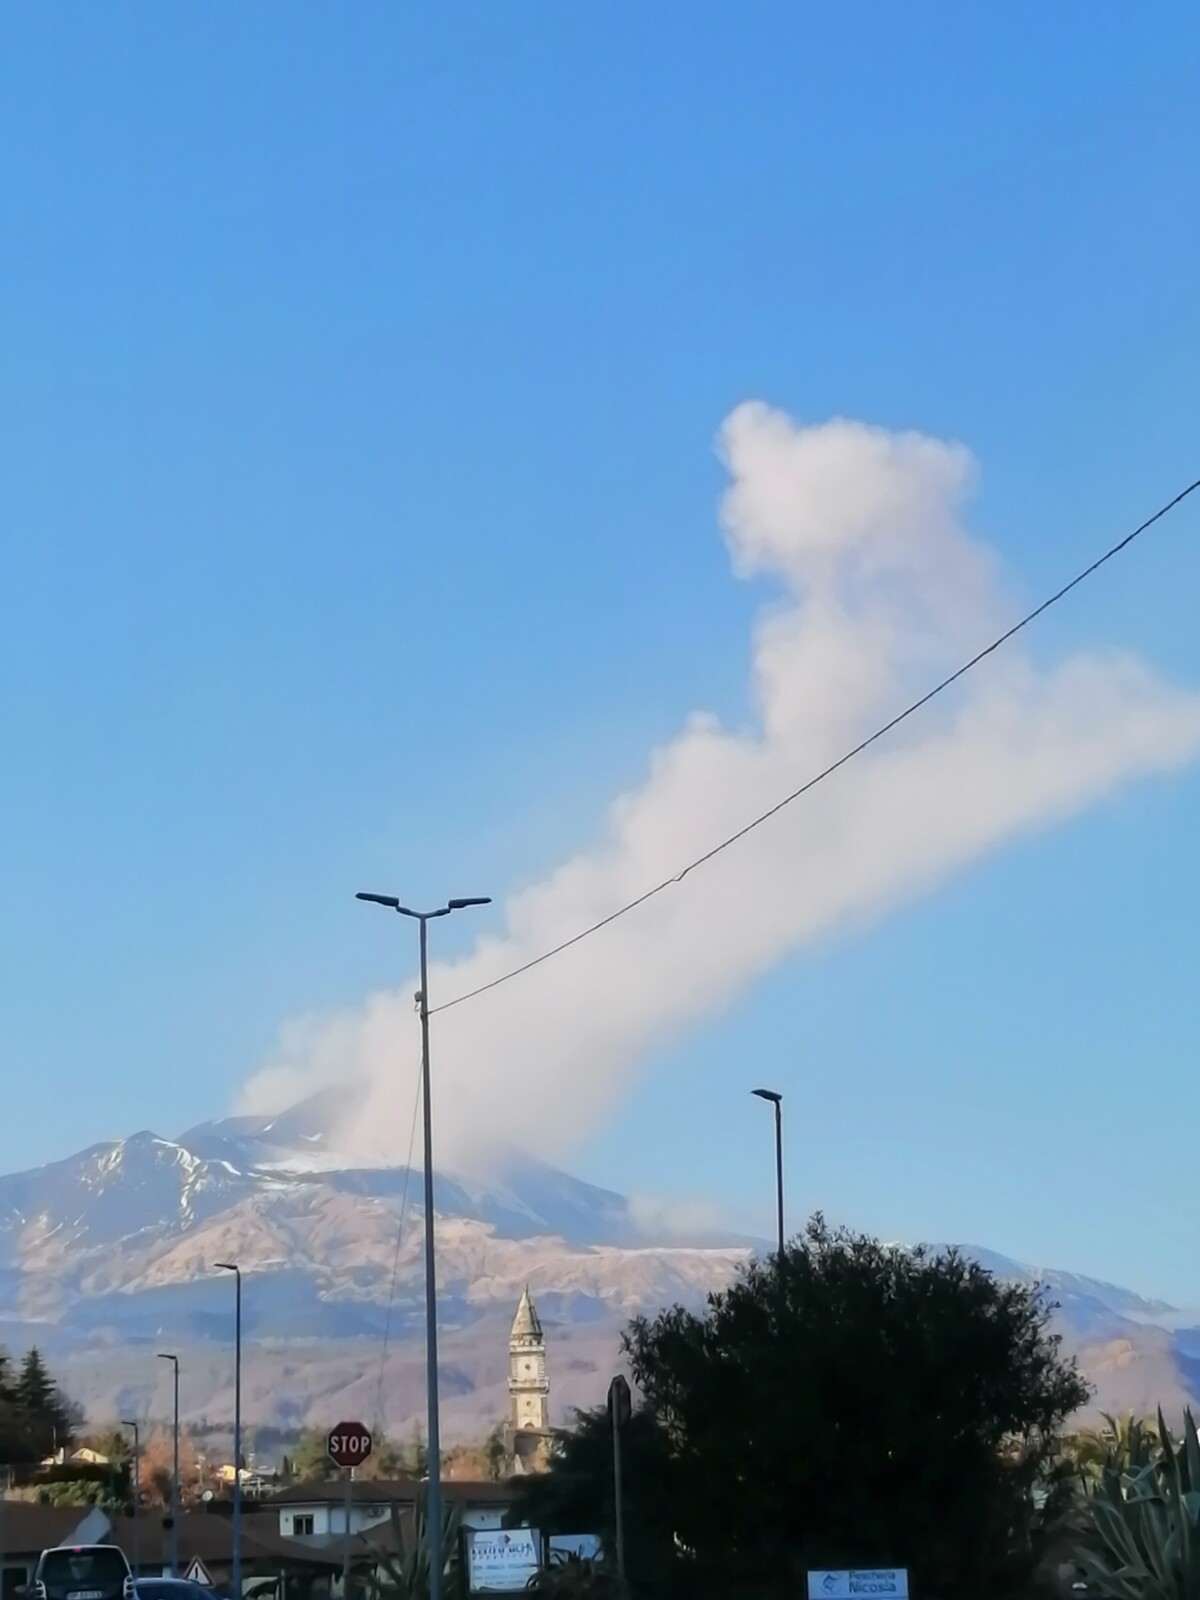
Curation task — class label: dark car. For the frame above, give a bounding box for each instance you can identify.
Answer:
[32,1547,132,1600]
[126,1583,215,1600]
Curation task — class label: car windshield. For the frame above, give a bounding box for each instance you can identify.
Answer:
[39,1552,128,1590]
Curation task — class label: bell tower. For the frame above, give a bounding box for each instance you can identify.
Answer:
[507,1285,550,1471]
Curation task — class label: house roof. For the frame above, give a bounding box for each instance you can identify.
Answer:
[0,1506,342,1570]
[265,1477,515,1507]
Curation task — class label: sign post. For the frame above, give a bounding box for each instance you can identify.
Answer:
[607,1377,631,1595]
[328,1423,373,1600]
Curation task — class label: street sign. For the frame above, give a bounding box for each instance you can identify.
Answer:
[327,1420,373,1470]
[807,1571,908,1600]
[185,1558,214,1587]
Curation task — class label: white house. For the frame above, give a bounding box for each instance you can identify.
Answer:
[269,1479,516,1544]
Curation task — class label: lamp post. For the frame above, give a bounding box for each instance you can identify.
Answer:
[356,891,491,1600]
[157,1353,180,1576]
[751,1089,784,1259]
[215,1262,242,1600]
[121,1420,141,1580]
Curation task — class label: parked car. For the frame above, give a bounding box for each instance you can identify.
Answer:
[32,1547,131,1600]
[125,1582,215,1600]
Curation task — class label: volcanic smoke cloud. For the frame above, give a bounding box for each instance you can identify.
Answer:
[239,404,1200,1165]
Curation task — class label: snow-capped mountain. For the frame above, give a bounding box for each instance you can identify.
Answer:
[0,1089,1196,1436]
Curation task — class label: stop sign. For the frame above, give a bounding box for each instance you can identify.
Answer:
[327,1421,373,1469]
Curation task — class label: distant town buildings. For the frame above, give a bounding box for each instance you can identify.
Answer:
[506,1285,551,1475]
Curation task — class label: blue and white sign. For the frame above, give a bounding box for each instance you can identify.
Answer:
[808,1571,908,1600]
[468,1528,542,1592]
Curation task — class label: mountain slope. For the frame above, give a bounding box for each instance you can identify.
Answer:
[2,1095,1198,1436]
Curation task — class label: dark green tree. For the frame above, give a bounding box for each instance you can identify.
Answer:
[17,1347,75,1451]
[508,1405,682,1598]
[513,1218,1089,1600]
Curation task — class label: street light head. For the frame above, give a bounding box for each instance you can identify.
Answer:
[447,897,491,910]
[157,1352,177,1362]
[215,1261,239,1273]
[752,1088,782,1104]
[356,892,401,909]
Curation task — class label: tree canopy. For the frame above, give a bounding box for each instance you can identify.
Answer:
[0,1345,79,1464]
[511,1216,1089,1600]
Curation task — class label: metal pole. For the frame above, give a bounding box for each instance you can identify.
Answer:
[233,1271,242,1600]
[122,1422,141,1580]
[774,1097,784,1260]
[342,1468,353,1600]
[612,1412,626,1594]
[172,1362,180,1577]
[418,915,444,1600]
[158,1355,181,1577]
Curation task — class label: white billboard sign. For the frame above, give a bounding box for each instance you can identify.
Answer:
[468,1528,542,1592]
[808,1571,908,1600]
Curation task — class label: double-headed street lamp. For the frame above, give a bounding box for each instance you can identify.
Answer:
[157,1353,180,1577]
[751,1088,784,1259]
[356,891,490,1600]
[215,1262,242,1600]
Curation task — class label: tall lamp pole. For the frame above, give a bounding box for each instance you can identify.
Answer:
[121,1420,141,1581]
[157,1353,181,1577]
[751,1089,784,1259]
[215,1263,243,1600]
[357,891,491,1600]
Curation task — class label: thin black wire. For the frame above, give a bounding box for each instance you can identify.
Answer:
[430,475,1200,1018]
[372,1068,423,1433]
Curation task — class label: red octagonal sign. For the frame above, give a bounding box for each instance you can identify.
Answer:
[327,1420,373,1469]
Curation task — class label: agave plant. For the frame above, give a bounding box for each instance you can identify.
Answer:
[1071,1413,1163,1485]
[364,1499,465,1600]
[1078,1407,1200,1600]
[525,1554,618,1600]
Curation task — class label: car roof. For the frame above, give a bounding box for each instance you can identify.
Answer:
[39,1546,127,1559]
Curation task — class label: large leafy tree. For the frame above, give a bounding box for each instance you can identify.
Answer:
[514,1218,1088,1600]
[509,1404,681,1598]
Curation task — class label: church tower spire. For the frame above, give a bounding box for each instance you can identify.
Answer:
[507,1285,550,1469]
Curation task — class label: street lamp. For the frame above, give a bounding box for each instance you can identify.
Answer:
[157,1353,180,1576]
[356,890,491,1600]
[215,1262,242,1600]
[121,1420,140,1580]
[751,1089,784,1259]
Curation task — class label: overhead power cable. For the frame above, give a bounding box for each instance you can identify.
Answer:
[431,474,1200,1018]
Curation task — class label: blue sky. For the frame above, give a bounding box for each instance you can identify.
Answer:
[3,4,1200,1298]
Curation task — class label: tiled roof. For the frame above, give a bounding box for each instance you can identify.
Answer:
[266,1478,514,1507]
